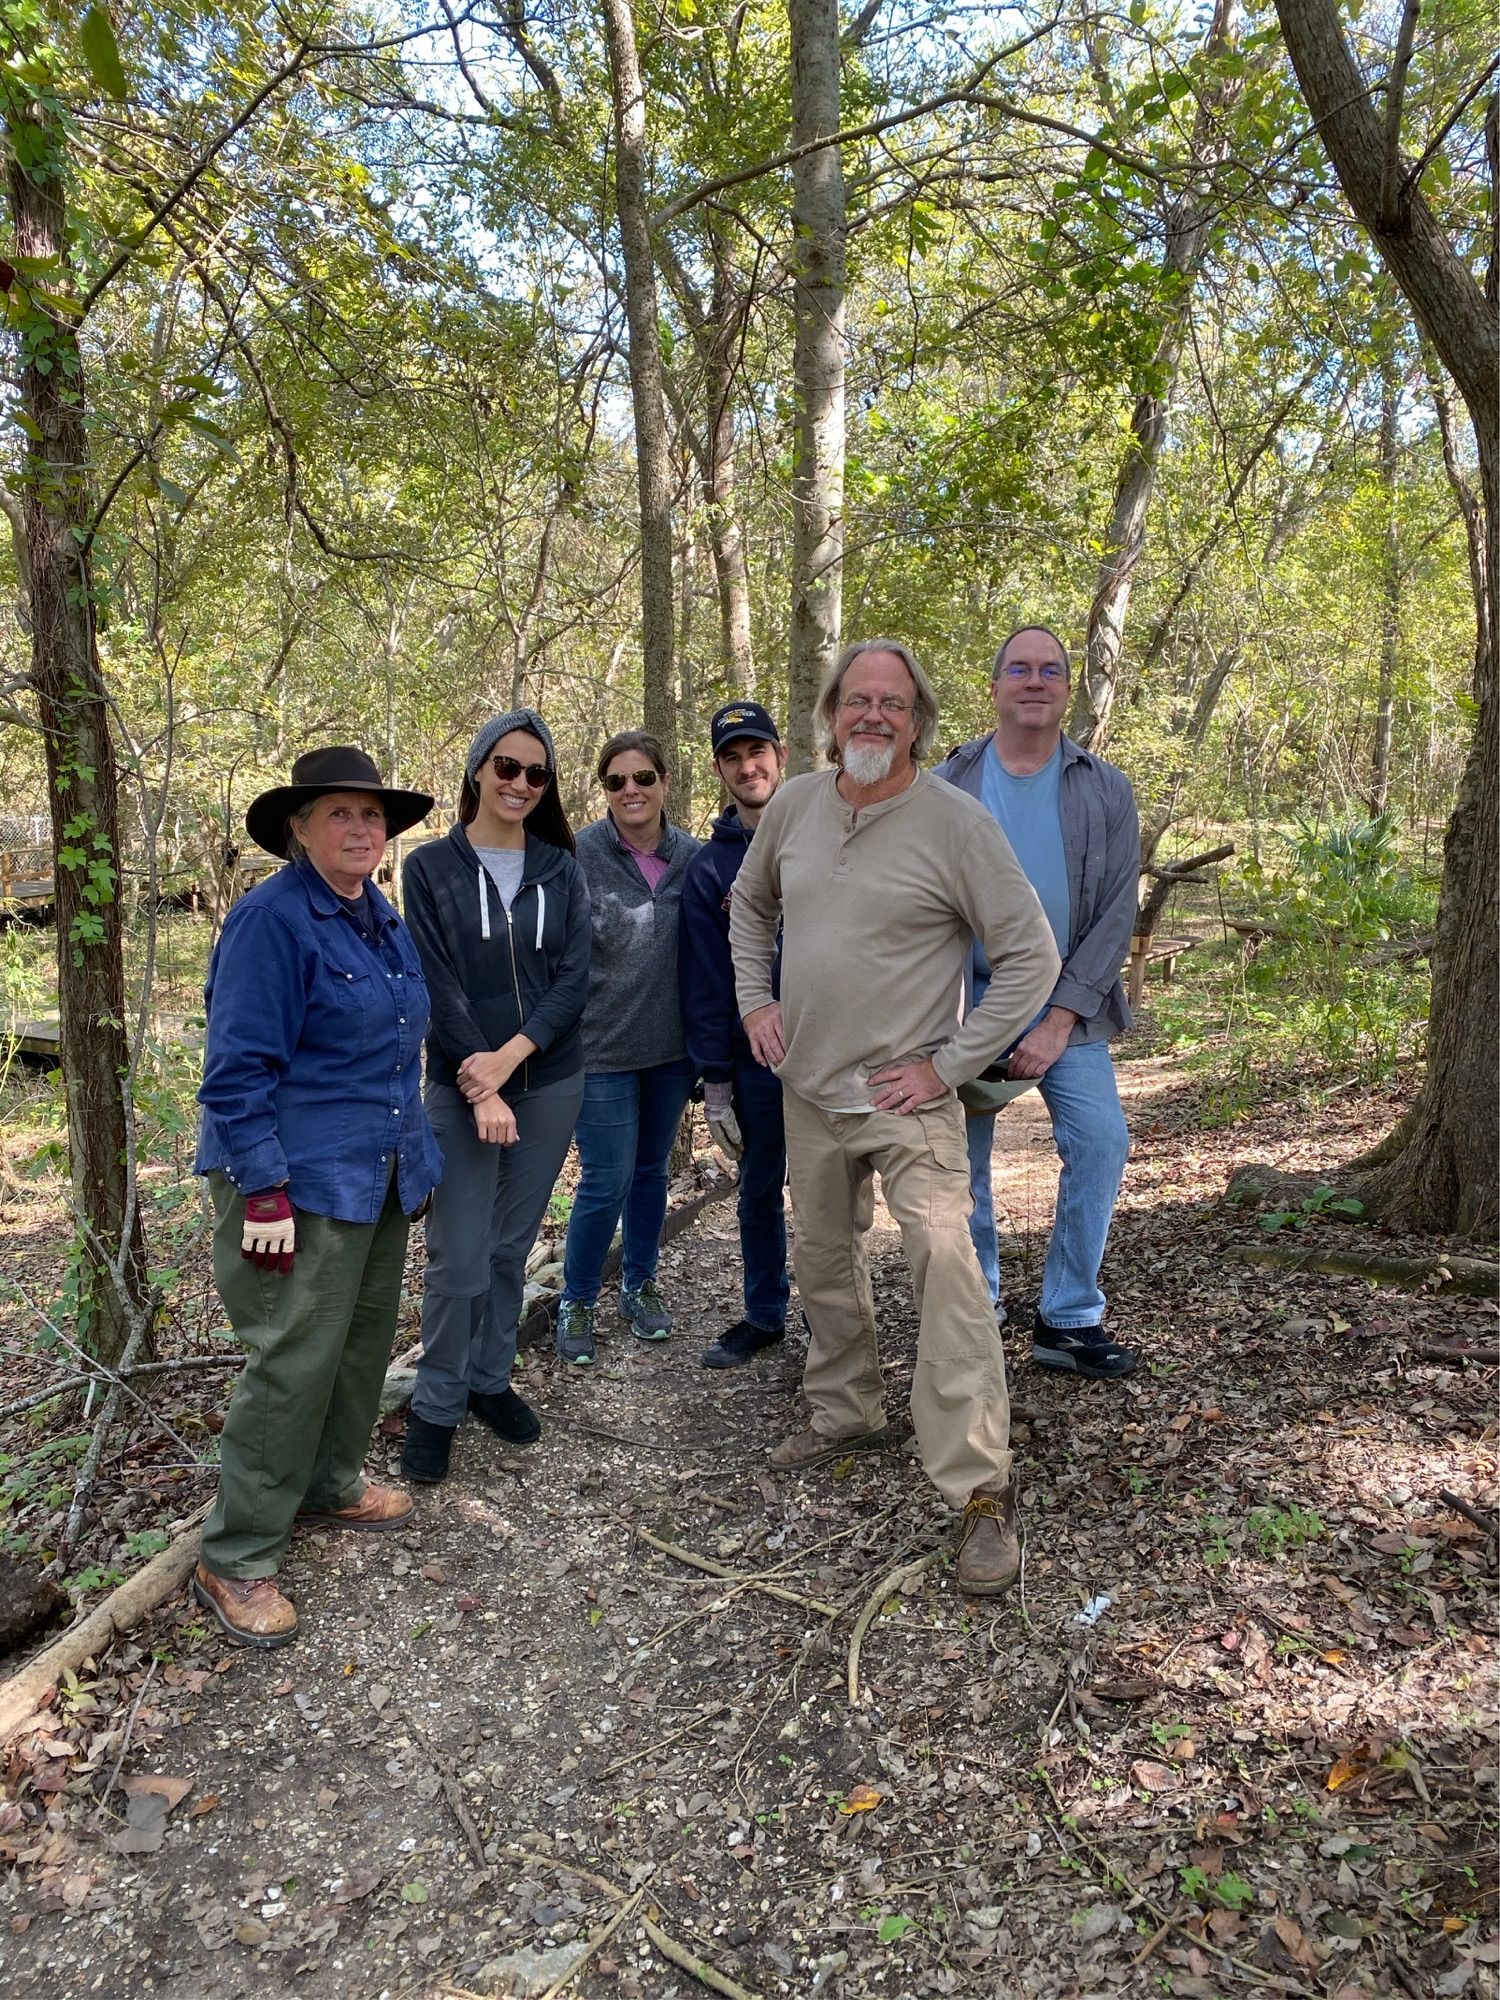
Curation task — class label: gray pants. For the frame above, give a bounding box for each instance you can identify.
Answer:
[415,1074,584,1425]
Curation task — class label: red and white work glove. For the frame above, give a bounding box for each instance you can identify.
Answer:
[704,1081,744,1161]
[241,1190,295,1274]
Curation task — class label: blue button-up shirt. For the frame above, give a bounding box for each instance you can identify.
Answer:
[195,861,443,1222]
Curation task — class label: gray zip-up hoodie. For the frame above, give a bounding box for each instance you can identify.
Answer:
[575,816,702,1073]
[934,731,1139,1045]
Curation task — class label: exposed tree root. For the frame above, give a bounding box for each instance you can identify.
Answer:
[1222,1241,1498,1296]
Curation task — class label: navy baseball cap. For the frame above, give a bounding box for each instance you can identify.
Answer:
[710,700,781,754]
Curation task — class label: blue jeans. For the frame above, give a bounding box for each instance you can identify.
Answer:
[562,1059,696,1304]
[732,1056,790,1332]
[965,1039,1130,1327]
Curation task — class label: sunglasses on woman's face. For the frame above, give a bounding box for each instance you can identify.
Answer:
[602,769,661,793]
[490,754,554,790]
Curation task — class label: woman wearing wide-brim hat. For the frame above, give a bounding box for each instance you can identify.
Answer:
[192,746,443,1649]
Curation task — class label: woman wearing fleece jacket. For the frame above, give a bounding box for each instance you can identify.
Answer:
[399,709,591,1484]
[555,731,701,1367]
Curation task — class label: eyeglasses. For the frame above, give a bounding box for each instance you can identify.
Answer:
[602,768,661,793]
[998,663,1066,682]
[491,754,554,789]
[838,694,914,717]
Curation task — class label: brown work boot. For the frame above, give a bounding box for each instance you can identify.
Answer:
[192,1564,298,1649]
[769,1422,889,1472]
[295,1482,414,1532]
[956,1482,1020,1596]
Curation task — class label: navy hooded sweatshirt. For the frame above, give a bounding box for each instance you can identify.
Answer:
[402,823,592,1094]
[677,805,782,1084]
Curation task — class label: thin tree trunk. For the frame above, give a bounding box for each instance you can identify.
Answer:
[1070,0,1241,749]
[5,100,150,1364]
[600,0,678,771]
[703,243,755,696]
[1370,348,1399,814]
[786,0,847,772]
[656,229,756,698]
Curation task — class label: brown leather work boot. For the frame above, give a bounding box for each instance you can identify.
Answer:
[956,1482,1020,1596]
[769,1422,889,1472]
[192,1564,298,1649]
[295,1482,414,1532]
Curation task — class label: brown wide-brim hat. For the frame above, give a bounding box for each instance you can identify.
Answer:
[244,745,434,858]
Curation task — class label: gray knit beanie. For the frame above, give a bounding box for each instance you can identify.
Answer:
[465,708,557,783]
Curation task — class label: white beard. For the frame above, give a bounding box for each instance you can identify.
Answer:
[842,738,897,785]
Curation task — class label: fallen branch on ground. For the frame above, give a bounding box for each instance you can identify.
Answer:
[848,1550,940,1706]
[642,1909,761,2000]
[1222,1243,1499,1297]
[408,1718,487,1866]
[0,1352,241,1423]
[638,1527,838,1616]
[0,1501,210,1742]
[601,1702,730,1779]
[1439,1489,1499,1538]
[535,1889,643,2000]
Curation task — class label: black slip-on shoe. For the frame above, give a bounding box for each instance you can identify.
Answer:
[401,1412,457,1484]
[701,1319,786,1369]
[1032,1315,1138,1380]
[469,1386,542,1446]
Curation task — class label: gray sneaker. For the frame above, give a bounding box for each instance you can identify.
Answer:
[556,1299,597,1366]
[619,1280,671,1341]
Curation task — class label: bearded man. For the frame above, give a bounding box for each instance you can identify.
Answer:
[728,640,1057,1593]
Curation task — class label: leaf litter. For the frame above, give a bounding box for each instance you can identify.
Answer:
[0,1062,1494,1996]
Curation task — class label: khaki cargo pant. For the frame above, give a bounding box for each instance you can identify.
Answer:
[781,1086,1011,1507]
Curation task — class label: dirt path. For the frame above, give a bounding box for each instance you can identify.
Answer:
[2,1059,1495,1999]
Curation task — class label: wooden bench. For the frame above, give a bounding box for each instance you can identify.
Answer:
[1124,934,1196,1009]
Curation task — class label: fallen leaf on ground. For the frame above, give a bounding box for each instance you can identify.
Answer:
[838,1784,882,1814]
[1131,1759,1178,1792]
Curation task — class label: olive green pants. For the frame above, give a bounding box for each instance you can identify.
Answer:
[200,1172,410,1578]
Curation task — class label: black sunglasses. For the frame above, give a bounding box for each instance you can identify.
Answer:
[490,754,553,790]
[602,769,661,793]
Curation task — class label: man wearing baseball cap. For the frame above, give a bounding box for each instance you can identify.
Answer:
[678,701,791,1367]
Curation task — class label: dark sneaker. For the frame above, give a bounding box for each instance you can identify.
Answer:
[1032,1315,1137,1380]
[469,1386,542,1446]
[619,1280,672,1341]
[557,1299,597,1365]
[701,1319,786,1369]
[401,1412,457,1485]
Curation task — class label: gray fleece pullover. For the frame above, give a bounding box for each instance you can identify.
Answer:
[575,816,702,1073]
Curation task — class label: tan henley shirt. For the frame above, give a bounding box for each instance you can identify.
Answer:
[729,768,1060,1112]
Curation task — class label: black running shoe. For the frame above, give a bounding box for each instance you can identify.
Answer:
[469,1386,542,1446]
[701,1319,786,1370]
[1032,1315,1137,1380]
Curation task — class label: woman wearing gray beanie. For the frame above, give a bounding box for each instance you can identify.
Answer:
[399,709,591,1483]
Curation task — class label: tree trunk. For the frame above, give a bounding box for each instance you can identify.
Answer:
[5,103,150,1363]
[703,242,755,698]
[1069,0,1241,749]
[785,0,847,773]
[600,0,678,772]
[1369,346,1399,814]
[1268,3,1499,1238]
[656,228,756,699]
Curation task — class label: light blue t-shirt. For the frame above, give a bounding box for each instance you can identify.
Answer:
[974,743,1070,1001]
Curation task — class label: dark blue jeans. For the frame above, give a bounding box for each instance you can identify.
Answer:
[732,1056,790,1332]
[562,1059,696,1305]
